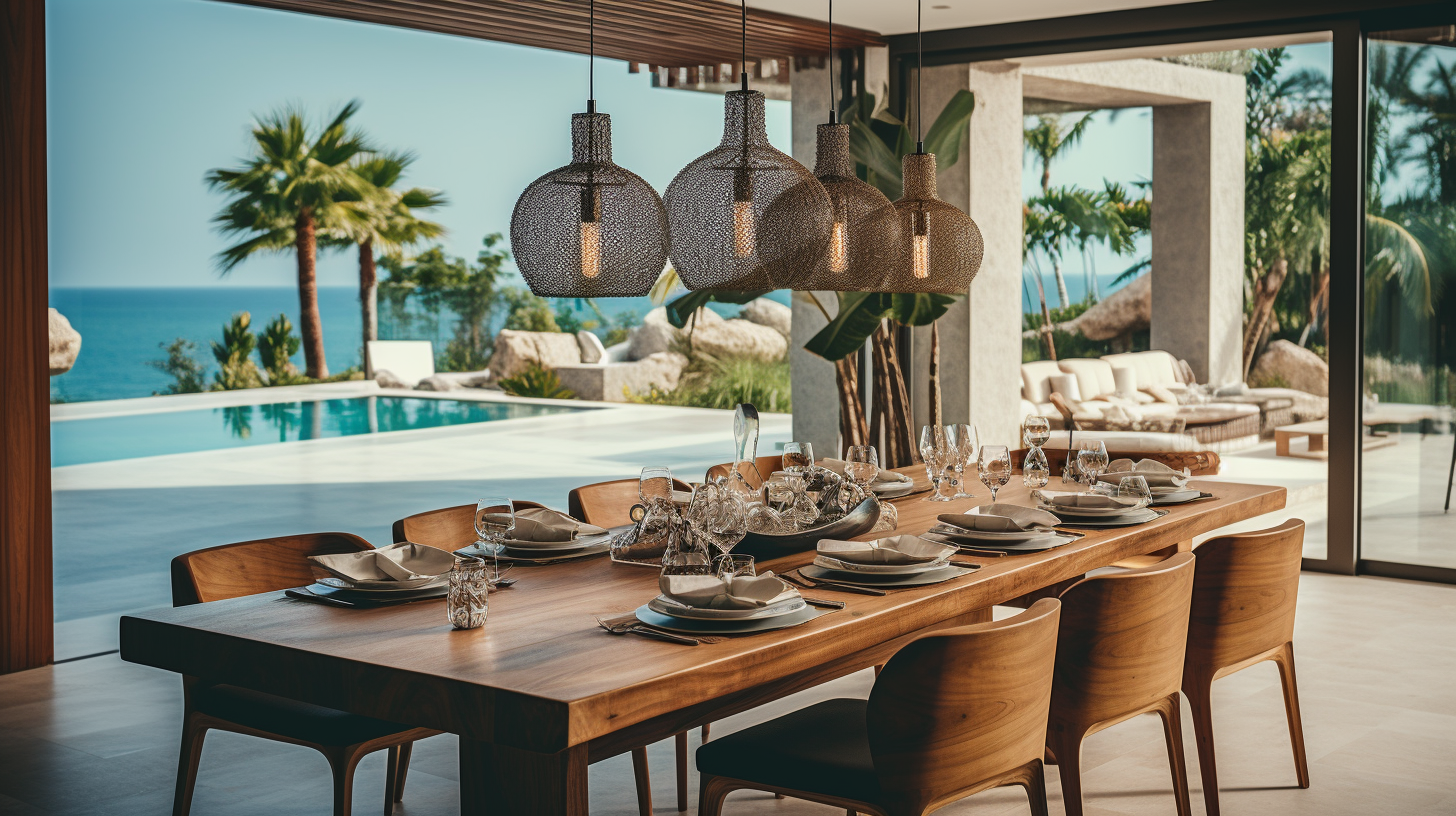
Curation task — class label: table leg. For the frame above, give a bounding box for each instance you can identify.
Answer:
[459,739,589,815]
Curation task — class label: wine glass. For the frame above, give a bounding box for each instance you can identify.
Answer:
[781,442,814,473]
[844,445,879,497]
[474,497,515,549]
[714,553,756,578]
[1076,440,1109,490]
[978,445,1012,502]
[1023,416,1051,448]
[1023,446,1050,489]
[947,424,978,498]
[919,425,954,502]
[1118,475,1153,505]
[639,466,674,505]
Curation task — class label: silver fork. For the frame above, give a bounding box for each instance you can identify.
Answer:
[595,617,704,646]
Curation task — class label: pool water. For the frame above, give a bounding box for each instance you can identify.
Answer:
[51,396,587,467]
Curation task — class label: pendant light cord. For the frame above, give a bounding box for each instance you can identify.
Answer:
[741,0,749,91]
[828,0,835,123]
[588,0,595,109]
[916,0,924,152]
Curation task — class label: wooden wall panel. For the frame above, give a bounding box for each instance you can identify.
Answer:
[0,0,54,673]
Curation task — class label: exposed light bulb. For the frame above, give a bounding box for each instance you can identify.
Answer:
[912,209,930,279]
[580,185,602,279]
[732,168,755,257]
[829,220,849,273]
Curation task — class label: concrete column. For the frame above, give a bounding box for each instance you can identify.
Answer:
[907,61,1024,448]
[1151,94,1244,385]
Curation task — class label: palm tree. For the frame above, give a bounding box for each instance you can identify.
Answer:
[1025,113,1095,307]
[206,101,372,378]
[333,152,447,377]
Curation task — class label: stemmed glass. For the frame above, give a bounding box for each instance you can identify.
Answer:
[1075,440,1109,490]
[1023,446,1050,489]
[1118,475,1153,504]
[978,446,1012,502]
[947,424,978,498]
[474,497,515,582]
[844,445,879,500]
[781,441,814,473]
[919,425,955,502]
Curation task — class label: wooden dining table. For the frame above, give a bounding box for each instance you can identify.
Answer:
[120,472,1285,815]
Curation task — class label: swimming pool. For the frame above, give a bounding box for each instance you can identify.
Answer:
[51,396,588,467]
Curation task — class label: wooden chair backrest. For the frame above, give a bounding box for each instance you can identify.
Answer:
[391,500,547,550]
[867,598,1062,814]
[170,532,373,606]
[567,478,693,528]
[1014,446,1221,477]
[1051,552,1196,734]
[703,455,782,490]
[1187,518,1305,676]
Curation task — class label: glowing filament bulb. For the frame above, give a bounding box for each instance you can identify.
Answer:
[912,209,930,279]
[579,185,602,279]
[829,220,848,273]
[732,168,755,258]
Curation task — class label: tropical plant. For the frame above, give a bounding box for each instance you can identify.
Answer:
[206,100,373,378]
[211,312,264,391]
[840,87,977,200]
[330,151,448,376]
[500,287,560,332]
[149,338,208,394]
[628,353,791,413]
[1024,113,1095,308]
[497,362,575,399]
[257,313,304,386]
[380,234,511,372]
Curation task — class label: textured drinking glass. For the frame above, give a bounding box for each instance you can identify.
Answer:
[1119,475,1153,503]
[714,553,756,578]
[781,442,814,473]
[948,423,978,498]
[475,497,515,551]
[920,426,954,502]
[1023,446,1050,489]
[844,445,879,488]
[1076,441,1109,489]
[978,445,1012,502]
[639,466,674,504]
[448,556,489,630]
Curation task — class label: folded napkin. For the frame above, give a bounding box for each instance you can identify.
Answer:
[1033,490,1145,510]
[817,534,954,565]
[1097,459,1190,489]
[510,507,608,542]
[817,459,913,486]
[940,504,1059,532]
[659,572,797,610]
[310,542,455,584]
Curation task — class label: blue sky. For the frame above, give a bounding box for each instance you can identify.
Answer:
[45,0,790,289]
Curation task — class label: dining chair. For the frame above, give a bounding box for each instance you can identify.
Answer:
[1183,518,1308,816]
[390,499,547,550]
[567,475,702,813]
[695,598,1062,816]
[169,532,439,816]
[1047,552,1196,816]
[704,455,783,490]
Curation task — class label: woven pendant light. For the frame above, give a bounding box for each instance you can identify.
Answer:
[879,0,983,295]
[787,0,898,292]
[665,0,831,291]
[510,0,668,297]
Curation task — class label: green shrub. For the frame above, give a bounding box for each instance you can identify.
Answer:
[210,312,264,391]
[498,362,576,399]
[257,313,305,386]
[628,353,791,413]
[149,338,208,394]
[1249,372,1291,389]
[499,287,560,332]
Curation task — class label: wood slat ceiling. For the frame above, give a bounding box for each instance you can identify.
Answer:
[211,0,885,69]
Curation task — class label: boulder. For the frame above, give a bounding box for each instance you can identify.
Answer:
[636,351,690,392]
[374,369,408,389]
[1250,339,1329,396]
[739,297,791,338]
[628,306,723,360]
[1060,273,1151,341]
[554,352,689,402]
[577,330,607,364]
[48,308,81,375]
[490,329,583,380]
[415,375,459,392]
[691,318,788,362]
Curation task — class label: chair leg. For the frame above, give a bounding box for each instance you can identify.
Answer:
[631,747,653,816]
[171,716,207,816]
[701,723,711,742]
[1156,694,1193,816]
[1022,759,1050,816]
[384,747,399,816]
[697,773,732,816]
[1048,732,1085,816]
[1273,643,1311,789]
[394,742,412,803]
[676,731,690,812]
[1184,676,1221,816]
[327,750,360,816]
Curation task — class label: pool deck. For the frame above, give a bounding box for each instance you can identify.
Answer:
[50,384,792,659]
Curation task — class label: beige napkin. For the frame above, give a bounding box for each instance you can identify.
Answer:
[817,458,913,486]
[510,507,607,542]
[310,542,455,584]
[940,504,1059,532]
[658,572,797,610]
[818,534,954,565]
[1033,490,1145,510]
[1097,459,1191,489]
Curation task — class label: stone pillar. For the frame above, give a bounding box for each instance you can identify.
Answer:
[907,61,1024,448]
[1151,94,1243,385]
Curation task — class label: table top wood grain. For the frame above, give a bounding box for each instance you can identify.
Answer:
[121,472,1285,753]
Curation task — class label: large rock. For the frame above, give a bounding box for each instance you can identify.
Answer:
[374,369,408,389]
[554,352,689,402]
[692,317,789,362]
[1062,273,1151,341]
[490,329,583,380]
[1250,339,1329,396]
[739,297,791,338]
[48,308,81,375]
[415,375,459,392]
[628,306,723,359]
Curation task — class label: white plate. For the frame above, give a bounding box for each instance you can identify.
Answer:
[812,554,950,575]
[498,531,611,553]
[647,595,806,621]
[1037,499,1150,518]
[1151,488,1203,505]
[1052,507,1164,527]
[316,575,449,594]
[635,605,826,634]
[925,529,1068,548]
[872,482,918,499]
[928,523,1048,542]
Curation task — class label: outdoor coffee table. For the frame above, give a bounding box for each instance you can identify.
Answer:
[120,474,1286,815]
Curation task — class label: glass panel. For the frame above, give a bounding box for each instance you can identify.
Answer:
[1361,28,1456,569]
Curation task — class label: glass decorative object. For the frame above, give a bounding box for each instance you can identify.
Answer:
[510,108,668,297]
[448,557,489,630]
[664,88,832,291]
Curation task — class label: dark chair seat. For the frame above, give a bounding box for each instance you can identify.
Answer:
[195,684,416,747]
[695,698,882,805]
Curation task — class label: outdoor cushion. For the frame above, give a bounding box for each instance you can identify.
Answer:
[1059,358,1118,400]
[1050,373,1083,402]
[1145,385,1181,404]
[1021,360,1065,404]
[1102,350,1182,390]
[696,698,881,804]
[1043,430,1199,452]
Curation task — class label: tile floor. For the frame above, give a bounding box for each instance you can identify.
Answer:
[1,571,1452,815]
